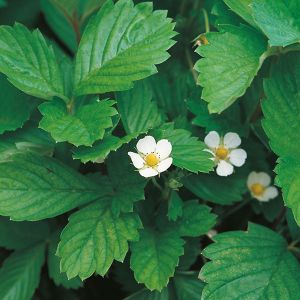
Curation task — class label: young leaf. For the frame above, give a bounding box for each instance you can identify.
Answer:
[223,0,258,29]
[195,25,267,113]
[262,53,300,224]
[0,23,65,100]
[153,124,214,173]
[183,172,247,205]
[200,223,300,299]
[116,81,164,135]
[167,191,183,221]
[0,153,110,221]
[176,201,216,237]
[0,217,49,250]
[74,0,176,96]
[48,232,83,289]
[39,99,118,147]
[0,74,38,134]
[0,243,45,300]
[130,228,184,291]
[252,0,300,47]
[58,201,142,280]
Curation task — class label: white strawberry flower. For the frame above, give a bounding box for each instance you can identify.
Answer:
[247,171,278,202]
[204,131,247,177]
[128,136,173,178]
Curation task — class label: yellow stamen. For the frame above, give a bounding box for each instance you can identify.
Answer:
[215,147,229,160]
[251,183,265,196]
[145,153,159,167]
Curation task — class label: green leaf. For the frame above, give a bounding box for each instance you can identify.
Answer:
[74,0,176,96]
[195,25,267,113]
[0,217,49,250]
[252,0,300,47]
[183,172,247,205]
[262,53,300,224]
[41,0,106,53]
[167,191,183,221]
[176,201,216,237]
[39,99,118,147]
[125,288,169,300]
[0,243,45,300]
[0,23,65,100]
[107,147,146,216]
[178,238,200,271]
[153,124,214,173]
[130,228,184,291]
[73,133,137,163]
[116,81,164,135]
[223,0,258,29]
[58,201,142,280]
[0,74,37,134]
[0,0,6,8]
[200,223,300,299]
[0,153,110,221]
[48,232,83,289]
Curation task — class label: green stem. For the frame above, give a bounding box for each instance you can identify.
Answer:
[202,9,210,33]
[221,198,251,220]
[151,177,163,192]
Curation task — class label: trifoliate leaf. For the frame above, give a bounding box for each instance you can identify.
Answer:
[262,53,300,224]
[73,133,137,163]
[252,0,300,47]
[200,223,300,299]
[167,191,183,221]
[116,81,164,135]
[0,23,65,100]
[0,243,45,300]
[153,124,214,173]
[0,74,38,134]
[58,201,142,280]
[223,0,258,29]
[130,228,184,291]
[39,99,118,147]
[176,201,216,237]
[74,0,176,96]
[48,232,83,289]
[195,25,267,113]
[0,153,110,221]
[0,217,49,250]
[107,148,146,216]
[183,171,247,205]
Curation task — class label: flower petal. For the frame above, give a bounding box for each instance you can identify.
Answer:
[128,152,144,169]
[264,186,278,200]
[229,149,247,167]
[223,132,241,149]
[204,131,220,148]
[157,157,173,173]
[136,136,156,155]
[156,139,172,160]
[256,172,271,187]
[247,171,259,189]
[216,160,234,176]
[139,167,158,178]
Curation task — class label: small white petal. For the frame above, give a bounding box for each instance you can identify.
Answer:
[216,160,234,176]
[157,157,173,173]
[156,139,172,160]
[229,148,247,167]
[264,186,278,200]
[136,136,156,155]
[223,132,241,149]
[139,167,159,178]
[128,152,144,169]
[247,171,259,189]
[256,172,271,187]
[204,131,220,148]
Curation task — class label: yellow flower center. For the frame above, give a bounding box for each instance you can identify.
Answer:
[145,153,159,167]
[215,147,229,160]
[251,183,265,196]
